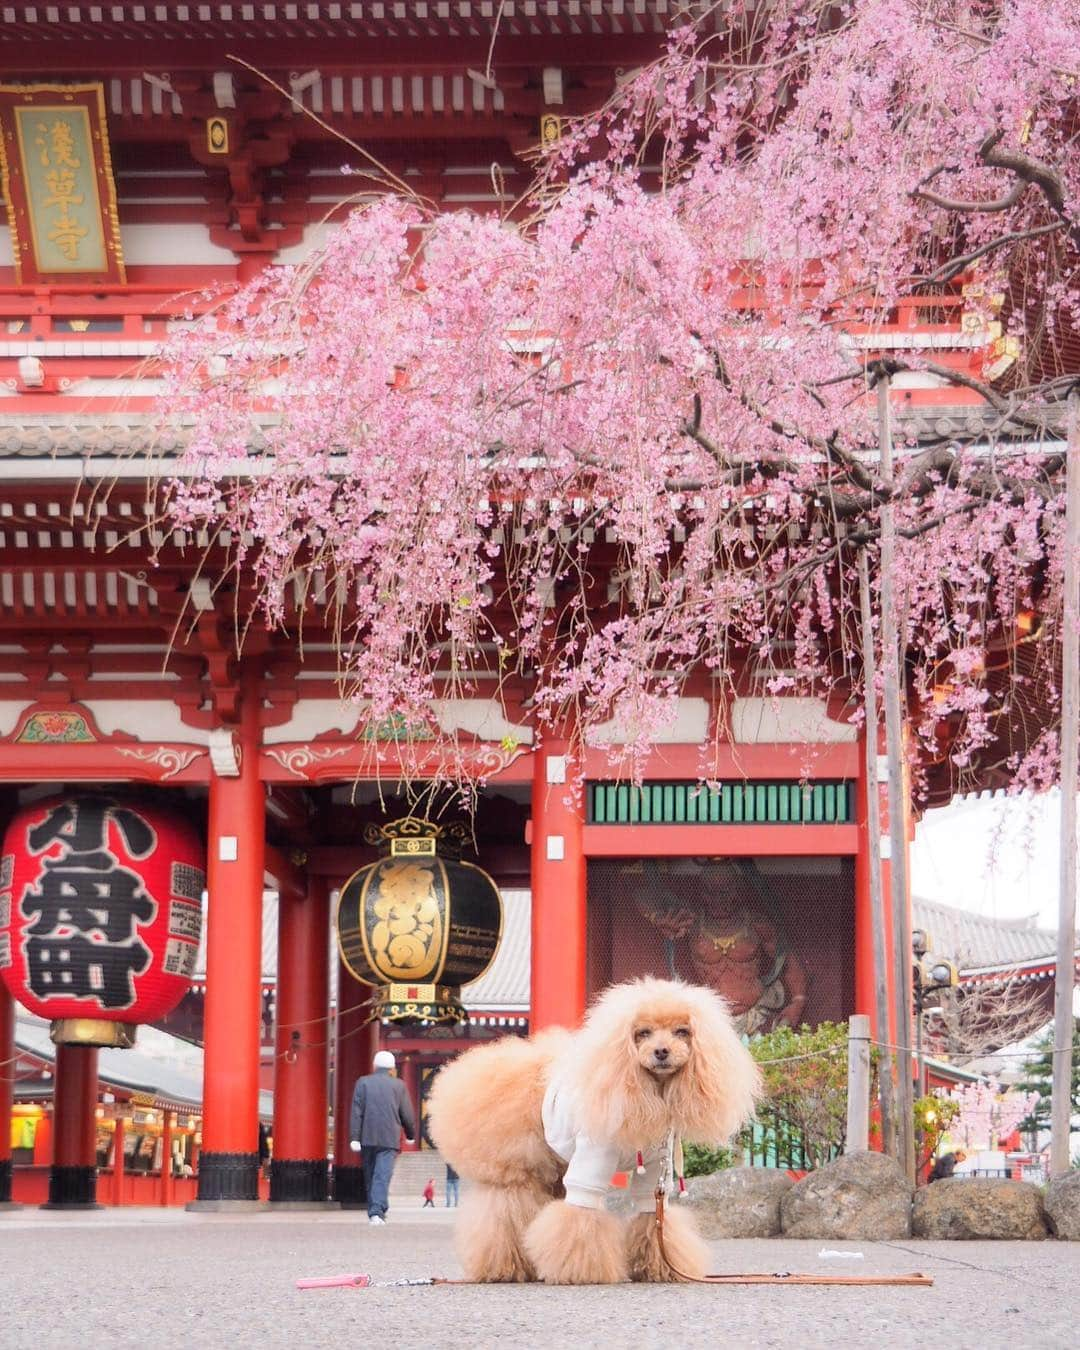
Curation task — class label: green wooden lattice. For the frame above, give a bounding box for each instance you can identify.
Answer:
[588,780,853,825]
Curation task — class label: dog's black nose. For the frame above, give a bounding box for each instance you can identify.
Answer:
[653,1046,669,1061]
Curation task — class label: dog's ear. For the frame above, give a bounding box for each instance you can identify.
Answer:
[666,986,762,1143]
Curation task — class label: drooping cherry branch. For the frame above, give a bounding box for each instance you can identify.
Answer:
[155,0,1079,799]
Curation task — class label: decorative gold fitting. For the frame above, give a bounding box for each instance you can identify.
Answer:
[50,1018,138,1048]
[390,836,436,857]
[378,983,455,1004]
[206,116,229,154]
[540,113,562,145]
[375,982,465,1023]
[363,815,470,859]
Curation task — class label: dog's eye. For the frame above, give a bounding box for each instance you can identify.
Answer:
[674,1027,691,1039]
[633,1028,651,1043]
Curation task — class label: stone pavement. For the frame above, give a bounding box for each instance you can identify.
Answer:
[1,1206,1076,1350]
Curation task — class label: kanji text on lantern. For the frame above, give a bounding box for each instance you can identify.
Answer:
[19,799,157,1011]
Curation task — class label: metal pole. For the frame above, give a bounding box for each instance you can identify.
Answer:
[1051,388,1079,1176]
[877,375,915,1183]
[858,547,897,1158]
[845,1014,872,1154]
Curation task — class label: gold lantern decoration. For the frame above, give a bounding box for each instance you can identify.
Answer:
[335,818,503,1023]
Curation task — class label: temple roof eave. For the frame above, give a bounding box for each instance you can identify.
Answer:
[13,1015,274,1116]
[0,401,1067,468]
[0,1,686,46]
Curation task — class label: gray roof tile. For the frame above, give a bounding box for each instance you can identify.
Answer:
[14,1015,273,1116]
[912,895,1058,970]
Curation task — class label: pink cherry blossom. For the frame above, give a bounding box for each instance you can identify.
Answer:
[161,0,1080,793]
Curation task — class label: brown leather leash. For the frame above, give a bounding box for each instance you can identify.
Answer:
[653,1187,934,1287]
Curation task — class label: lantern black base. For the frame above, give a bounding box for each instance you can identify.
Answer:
[43,1165,101,1209]
[269,1158,330,1204]
[333,1164,368,1208]
[192,1151,260,1203]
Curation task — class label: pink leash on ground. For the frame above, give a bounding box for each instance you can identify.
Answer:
[297,1274,463,1290]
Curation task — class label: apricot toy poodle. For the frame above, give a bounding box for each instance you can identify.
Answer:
[427,976,760,1284]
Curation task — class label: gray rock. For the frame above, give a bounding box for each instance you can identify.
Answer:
[780,1151,912,1239]
[684,1167,794,1238]
[1042,1170,1080,1240]
[912,1177,1049,1240]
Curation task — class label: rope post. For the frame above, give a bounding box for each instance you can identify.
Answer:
[877,376,915,1183]
[845,1014,871,1154]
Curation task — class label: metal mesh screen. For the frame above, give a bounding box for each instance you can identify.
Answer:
[587,856,855,1035]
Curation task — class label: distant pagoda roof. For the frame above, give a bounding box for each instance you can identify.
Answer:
[912,894,1066,978]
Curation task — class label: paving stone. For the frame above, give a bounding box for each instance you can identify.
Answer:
[1,1206,1078,1348]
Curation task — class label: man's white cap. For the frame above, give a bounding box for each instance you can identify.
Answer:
[373,1050,396,1070]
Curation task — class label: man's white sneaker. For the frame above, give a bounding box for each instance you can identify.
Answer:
[368,1215,386,1226]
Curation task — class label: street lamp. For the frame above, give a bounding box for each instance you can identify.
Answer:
[912,930,958,1096]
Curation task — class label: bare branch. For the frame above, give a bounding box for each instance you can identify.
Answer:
[927,977,1051,1064]
[913,172,1026,215]
[928,219,1066,284]
[979,129,1067,215]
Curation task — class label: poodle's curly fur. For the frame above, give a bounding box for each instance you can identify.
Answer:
[427,977,760,1284]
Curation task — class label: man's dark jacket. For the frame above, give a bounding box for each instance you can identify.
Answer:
[349,1068,416,1150]
[928,1152,959,1182]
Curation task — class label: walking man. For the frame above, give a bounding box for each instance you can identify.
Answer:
[349,1049,416,1225]
[445,1162,460,1207]
[927,1149,966,1183]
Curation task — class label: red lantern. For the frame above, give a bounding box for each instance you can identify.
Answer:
[0,795,205,1047]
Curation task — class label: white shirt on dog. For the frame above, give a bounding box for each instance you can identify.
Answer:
[541,1076,665,1211]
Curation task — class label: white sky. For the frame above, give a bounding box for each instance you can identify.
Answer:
[911,789,1077,931]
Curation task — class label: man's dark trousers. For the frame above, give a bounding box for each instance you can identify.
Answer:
[362,1147,397,1219]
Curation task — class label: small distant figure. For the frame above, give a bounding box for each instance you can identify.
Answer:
[445,1162,460,1208]
[422,1177,436,1208]
[258,1122,271,1180]
[928,1149,966,1183]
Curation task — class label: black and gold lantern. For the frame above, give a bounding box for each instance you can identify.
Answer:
[335,818,503,1023]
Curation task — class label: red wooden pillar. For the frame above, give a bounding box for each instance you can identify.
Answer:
[33,1111,51,1165]
[270,874,331,1203]
[333,958,376,1207]
[399,1057,419,1151]
[854,727,896,1040]
[194,674,265,1207]
[530,741,588,1031]
[45,1044,99,1208]
[160,1109,174,1207]
[0,983,14,1205]
[111,1115,126,1206]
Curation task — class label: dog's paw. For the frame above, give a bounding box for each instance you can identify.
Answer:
[625,1207,709,1283]
[524,1201,628,1285]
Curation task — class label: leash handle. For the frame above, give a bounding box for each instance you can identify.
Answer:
[296,1274,372,1289]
